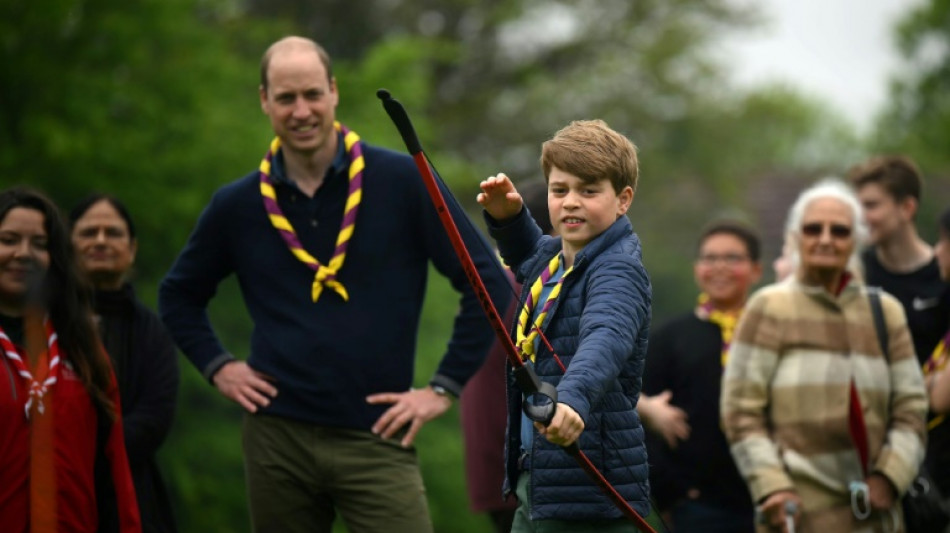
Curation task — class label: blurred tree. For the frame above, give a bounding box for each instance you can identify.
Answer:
[0,0,866,531]
[0,0,285,284]
[0,0,284,530]
[871,0,950,174]
[868,0,950,239]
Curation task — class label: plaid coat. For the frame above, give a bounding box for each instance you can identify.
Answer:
[721,277,928,532]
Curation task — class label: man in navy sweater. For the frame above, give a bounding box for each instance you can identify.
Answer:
[159,35,509,533]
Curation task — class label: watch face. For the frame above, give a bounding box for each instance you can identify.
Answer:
[432,385,449,396]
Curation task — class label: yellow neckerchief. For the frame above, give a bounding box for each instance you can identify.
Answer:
[694,292,742,369]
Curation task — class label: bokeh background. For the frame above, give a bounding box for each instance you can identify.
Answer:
[2,0,949,531]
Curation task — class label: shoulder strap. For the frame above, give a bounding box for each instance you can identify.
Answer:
[868,287,889,362]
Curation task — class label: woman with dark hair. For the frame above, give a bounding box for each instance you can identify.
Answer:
[70,193,179,533]
[0,186,140,532]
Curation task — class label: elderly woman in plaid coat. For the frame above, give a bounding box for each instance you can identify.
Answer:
[721,179,928,533]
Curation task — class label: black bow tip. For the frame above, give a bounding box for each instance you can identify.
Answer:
[376,89,392,101]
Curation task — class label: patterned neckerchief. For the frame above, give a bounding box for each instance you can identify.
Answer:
[694,292,742,369]
[516,253,572,362]
[259,121,364,302]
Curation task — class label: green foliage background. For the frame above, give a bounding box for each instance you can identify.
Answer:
[2,0,949,531]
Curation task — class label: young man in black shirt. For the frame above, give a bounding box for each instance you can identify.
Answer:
[850,155,950,506]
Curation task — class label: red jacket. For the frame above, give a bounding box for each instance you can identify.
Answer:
[0,347,141,532]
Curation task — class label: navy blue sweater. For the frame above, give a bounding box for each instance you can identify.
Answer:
[489,209,652,521]
[159,138,510,430]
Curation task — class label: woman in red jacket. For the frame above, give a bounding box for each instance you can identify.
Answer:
[0,186,140,532]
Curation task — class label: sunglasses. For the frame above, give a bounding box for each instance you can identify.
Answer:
[801,222,852,239]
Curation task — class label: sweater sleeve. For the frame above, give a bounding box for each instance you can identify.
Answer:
[106,377,143,532]
[720,289,794,502]
[484,206,544,283]
[122,308,179,467]
[872,295,928,494]
[158,191,236,381]
[421,175,514,396]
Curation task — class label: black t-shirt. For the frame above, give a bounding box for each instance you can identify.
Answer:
[862,247,950,364]
[642,312,754,515]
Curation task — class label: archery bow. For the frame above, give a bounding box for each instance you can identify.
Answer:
[377,89,657,532]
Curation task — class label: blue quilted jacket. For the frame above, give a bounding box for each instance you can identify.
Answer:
[488,208,652,521]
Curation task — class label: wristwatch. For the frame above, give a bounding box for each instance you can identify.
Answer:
[430,384,451,398]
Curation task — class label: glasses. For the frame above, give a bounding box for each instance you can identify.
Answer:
[697,253,749,266]
[801,222,852,239]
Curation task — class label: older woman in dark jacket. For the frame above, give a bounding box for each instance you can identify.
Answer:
[70,194,179,533]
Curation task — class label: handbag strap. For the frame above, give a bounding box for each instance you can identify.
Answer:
[848,287,889,478]
[868,287,889,361]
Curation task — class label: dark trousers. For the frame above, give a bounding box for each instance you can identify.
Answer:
[242,414,432,533]
[511,473,639,533]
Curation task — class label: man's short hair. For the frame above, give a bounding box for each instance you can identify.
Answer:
[540,120,638,194]
[260,36,333,92]
[696,219,762,262]
[847,155,922,202]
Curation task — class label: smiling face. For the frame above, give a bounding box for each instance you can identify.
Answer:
[0,207,50,316]
[694,233,761,310]
[547,166,633,263]
[259,45,339,159]
[71,199,136,290]
[797,197,855,277]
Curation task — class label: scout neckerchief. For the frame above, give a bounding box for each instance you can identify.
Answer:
[0,319,61,419]
[924,329,950,430]
[694,292,741,369]
[516,252,573,362]
[259,121,364,302]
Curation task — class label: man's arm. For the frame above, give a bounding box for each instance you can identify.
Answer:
[158,192,276,411]
[367,169,514,446]
[121,311,179,467]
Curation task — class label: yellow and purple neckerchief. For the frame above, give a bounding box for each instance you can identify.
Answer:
[516,253,573,362]
[694,292,742,369]
[925,330,949,430]
[259,121,364,302]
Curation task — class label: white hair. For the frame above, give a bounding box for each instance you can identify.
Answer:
[783,177,868,275]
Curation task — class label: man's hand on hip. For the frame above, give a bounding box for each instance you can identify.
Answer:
[366,387,452,448]
[212,361,278,413]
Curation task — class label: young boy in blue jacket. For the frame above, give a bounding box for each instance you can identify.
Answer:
[477,119,652,532]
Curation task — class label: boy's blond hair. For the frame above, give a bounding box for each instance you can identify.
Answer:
[540,119,639,194]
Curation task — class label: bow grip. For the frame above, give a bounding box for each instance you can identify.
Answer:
[513,363,559,426]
